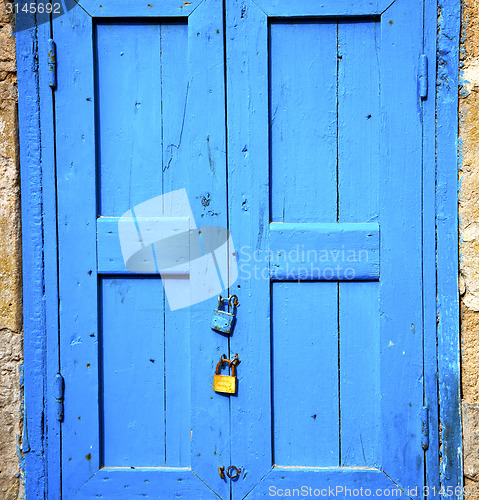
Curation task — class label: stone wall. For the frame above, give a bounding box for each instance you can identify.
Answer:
[0,0,23,498]
[461,0,479,495]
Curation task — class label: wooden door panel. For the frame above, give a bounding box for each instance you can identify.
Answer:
[101,278,168,467]
[338,19,381,470]
[272,282,340,466]
[55,0,230,497]
[269,20,337,224]
[96,21,188,216]
[55,9,99,495]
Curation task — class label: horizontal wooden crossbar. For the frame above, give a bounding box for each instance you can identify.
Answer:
[269,222,380,280]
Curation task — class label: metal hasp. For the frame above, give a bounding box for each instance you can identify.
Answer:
[211,295,238,334]
[48,39,56,89]
[421,406,429,451]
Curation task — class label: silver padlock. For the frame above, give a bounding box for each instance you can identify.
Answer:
[211,295,238,334]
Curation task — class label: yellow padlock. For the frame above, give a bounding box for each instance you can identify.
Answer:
[213,358,237,394]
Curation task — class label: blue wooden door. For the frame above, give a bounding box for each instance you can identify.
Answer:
[53,0,430,498]
[226,0,427,497]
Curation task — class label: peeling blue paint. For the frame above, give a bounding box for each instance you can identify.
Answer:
[437,0,463,494]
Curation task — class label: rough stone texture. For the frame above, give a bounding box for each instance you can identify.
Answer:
[462,0,479,495]
[0,1,23,498]
[463,403,479,477]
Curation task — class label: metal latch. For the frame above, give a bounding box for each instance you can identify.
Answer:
[421,406,429,450]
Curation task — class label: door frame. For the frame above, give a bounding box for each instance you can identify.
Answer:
[16,0,462,497]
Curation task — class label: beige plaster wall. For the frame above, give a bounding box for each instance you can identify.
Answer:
[0,0,23,498]
[461,0,479,494]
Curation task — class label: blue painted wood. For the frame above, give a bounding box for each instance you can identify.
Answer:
[423,1,441,497]
[38,20,62,498]
[96,22,188,216]
[272,282,340,466]
[54,8,101,496]
[269,223,380,280]
[338,20,380,225]
[437,0,463,495]
[251,0,395,17]
[161,20,197,469]
[269,20,337,223]
[75,468,218,498]
[101,278,167,466]
[94,17,197,469]
[226,1,429,498]
[96,0,230,487]
[379,2,425,490]
[340,283,380,467]
[97,217,191,275]
[16,19,48,499]
[73,0,199,17]
[54,0,230,497]
[226,1,272,497]
[245,467,412,498]
[337,19,381,469]
[185,3,230,496]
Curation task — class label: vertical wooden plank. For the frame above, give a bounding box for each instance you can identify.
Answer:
[437,0,463,495]
[36,18,62,498]
[270,20,337,223]
[95,21,168,467]
[379,1,425,490]
[338,19,380,224]
[17,18,47,499]
[101,279,166,466]
[97,20,193,468]
[337,19,381,467]
[160,22,192,468]
[272,282,339,466]
[225,1,272,497]
[186,1,230,497]
[54,9,100,496]
[96,22,163,216]
[339,283,380,467]
[423,0,441,497]
[164,304,192,468]
[160,23,189,180]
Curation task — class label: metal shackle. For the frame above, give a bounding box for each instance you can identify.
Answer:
[215,359,236,377]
